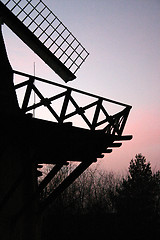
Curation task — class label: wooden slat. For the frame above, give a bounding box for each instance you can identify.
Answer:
[114,135,133,141]
[108,143,122,148]
[104,149,112,153]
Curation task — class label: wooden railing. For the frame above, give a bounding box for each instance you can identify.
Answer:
[14,70,131,136]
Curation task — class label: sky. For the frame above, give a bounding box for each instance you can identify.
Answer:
[2,0,160,173]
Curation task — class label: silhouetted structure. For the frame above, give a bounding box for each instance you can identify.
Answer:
[0,1,132,240]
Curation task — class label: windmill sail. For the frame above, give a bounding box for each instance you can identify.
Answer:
[0,0,89,82]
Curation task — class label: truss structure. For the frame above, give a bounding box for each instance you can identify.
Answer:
[14,70,131,134]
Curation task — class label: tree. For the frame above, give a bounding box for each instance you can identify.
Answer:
[40,163,120,215]
[116,154,157,221]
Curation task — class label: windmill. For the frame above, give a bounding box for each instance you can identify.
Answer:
[0,1,132,240]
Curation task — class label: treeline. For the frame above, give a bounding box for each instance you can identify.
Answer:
[41,154,160,240]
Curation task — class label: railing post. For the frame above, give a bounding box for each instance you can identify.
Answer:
[91,98,102,130]
[118,106,131,135]
[22,77,34,113]
[59,89,71,124]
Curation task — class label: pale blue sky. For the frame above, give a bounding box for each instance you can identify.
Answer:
[3,0,160,172]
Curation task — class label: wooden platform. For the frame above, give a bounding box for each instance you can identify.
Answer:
[1,114,132,165]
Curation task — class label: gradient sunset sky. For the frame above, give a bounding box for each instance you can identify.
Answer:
[2,0,160,172]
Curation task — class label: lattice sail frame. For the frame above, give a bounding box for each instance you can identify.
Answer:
[0,0,89,80]
[14,70,131,136]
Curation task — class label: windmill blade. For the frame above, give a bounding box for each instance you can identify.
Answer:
[0,0,89,82]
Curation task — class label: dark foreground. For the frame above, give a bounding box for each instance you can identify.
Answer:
[42,213,160,240]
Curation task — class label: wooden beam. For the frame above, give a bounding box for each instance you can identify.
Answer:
[40,161,92,213]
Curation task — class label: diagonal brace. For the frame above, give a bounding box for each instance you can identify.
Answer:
[40,161,93,214]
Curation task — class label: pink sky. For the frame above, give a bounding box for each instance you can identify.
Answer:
[2,0,160,173]
[101,106,160,172]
